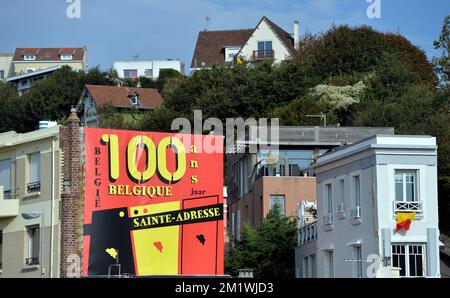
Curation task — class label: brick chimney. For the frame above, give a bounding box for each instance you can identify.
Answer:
[60,108,83,277]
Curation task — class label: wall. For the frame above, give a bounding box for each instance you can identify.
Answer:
[12,61,85,75]
[113,60,184,79]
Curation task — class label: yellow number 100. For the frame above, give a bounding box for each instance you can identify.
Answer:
[101,134,186,183]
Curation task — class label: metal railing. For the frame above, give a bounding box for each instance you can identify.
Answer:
[25,257,39,266]
[322,213,333,225]
[253,50,274,60]
[298,222,317,245]
[256,164,314,179]
[350,206,362,219]
[27,181,41,193]
[394,201,423,213]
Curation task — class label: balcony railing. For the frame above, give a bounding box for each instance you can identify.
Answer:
[25,257,39,266]
[350,206,362,219]
[256,164,314,180]
[322,213,333,226]
[298,222,317,245]
[394,201,423,213]
[253,50,274,61]
[27,181,41,193]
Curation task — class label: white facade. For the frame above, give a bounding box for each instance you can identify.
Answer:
[113,60,184,79]
[296,135,441,278]
[237,18,293,64]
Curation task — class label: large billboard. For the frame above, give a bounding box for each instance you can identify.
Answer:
[83,128,224,276]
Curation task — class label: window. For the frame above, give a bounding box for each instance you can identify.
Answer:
[0,70,4,80]
[353,246,363,278]
[256,41,273,59]
[339,179,345,204]
[270,195,285,215]
[26,225,40,265]
[325,251,334,278]
[21,79,28,86]
[395,170,418,202]
[28,152,41,193]
[392,244,425,277]
[0,159,11,199]
[24,54,36,61]
[352,175,361,208]
[225,47,241,62]
[88,96,95,108]
[60,54,73,60]
[310,254,316,278]
[144,69,153,78]
[302,257,309,278]
[123,69,138,79]
[325,184,333,215]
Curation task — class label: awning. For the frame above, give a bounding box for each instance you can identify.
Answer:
[347,238,364,246]
[320,244,335,251]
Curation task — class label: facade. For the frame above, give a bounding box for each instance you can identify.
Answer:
[0,126,62,277]
[11,47,87,75]
[191,16,299,71]
[0,53,13,81]
[296,135,441,278]
[76,84,163,127]
[113,60,184,79]
[0,111,82,278]
[7,65,63,96]
[226,126,394,240]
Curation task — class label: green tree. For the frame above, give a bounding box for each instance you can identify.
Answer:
[433,15,450,88]
[225,204,297,278]
[297,25,434,85]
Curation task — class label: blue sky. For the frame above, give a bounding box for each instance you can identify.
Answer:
[0,0,448,73]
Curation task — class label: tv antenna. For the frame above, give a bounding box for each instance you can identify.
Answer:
[306,112,327,126]
[132,54,139,61]
[205,15,211,31]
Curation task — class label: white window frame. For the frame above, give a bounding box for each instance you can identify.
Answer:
[302,256,309,278]
[0,159,11,197]
[26,225,40,262]
[60,54,73,60]
[391,243,426,277]
[395,170,419,202]
[24,54,36,61]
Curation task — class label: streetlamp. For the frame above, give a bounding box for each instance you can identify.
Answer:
[22,211,45,278]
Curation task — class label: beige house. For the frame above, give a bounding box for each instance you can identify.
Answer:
[0,53,13,81]
[0,126,63,278]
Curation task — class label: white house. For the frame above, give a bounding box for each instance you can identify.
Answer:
[296,135,441,278]
[190,16,299,71]
[113,60,184,80]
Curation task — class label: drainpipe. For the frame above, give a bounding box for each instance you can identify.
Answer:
[49,137,55,278]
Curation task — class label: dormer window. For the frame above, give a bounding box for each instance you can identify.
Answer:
[224,47,241,62]
[60,54,73,61]
[128,92,141,107]
[24,54,36,61]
